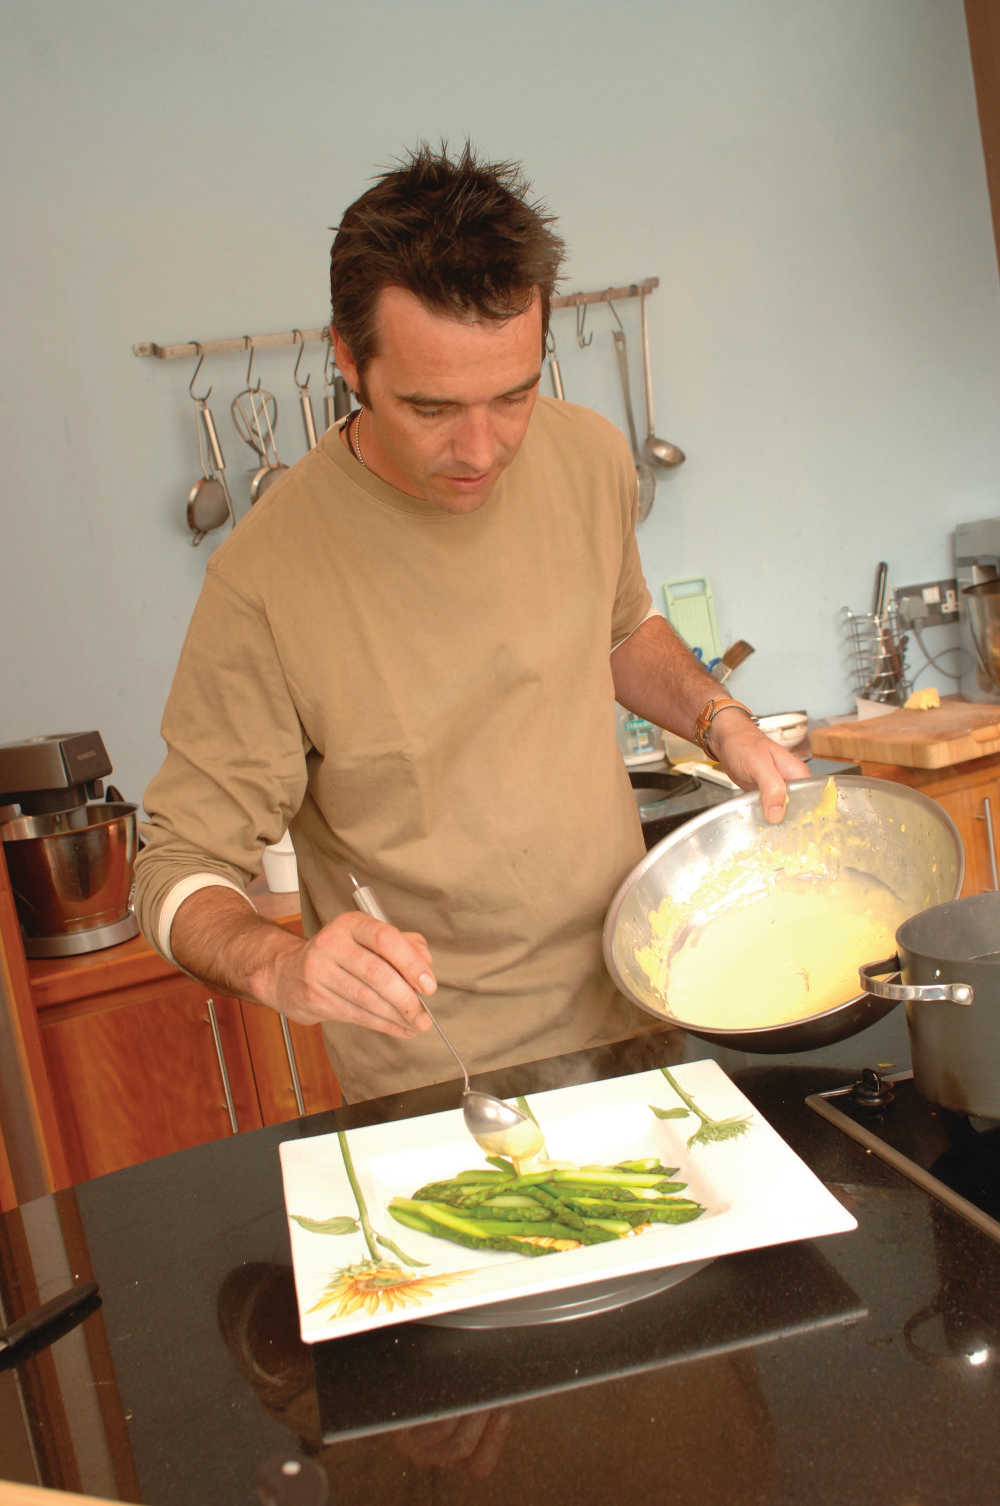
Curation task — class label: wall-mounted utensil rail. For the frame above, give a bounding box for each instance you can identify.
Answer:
[131,278,659,360]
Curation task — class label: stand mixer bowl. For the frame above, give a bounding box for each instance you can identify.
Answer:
[962,578,1000,687]
[2,801,138,942]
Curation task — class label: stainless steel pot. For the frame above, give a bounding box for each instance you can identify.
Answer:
[859,891,1000,1118]
[1,801,137,937]
[604,775,964,1053]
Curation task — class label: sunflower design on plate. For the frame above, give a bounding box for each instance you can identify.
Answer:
[289,1129,475,1322]
[307,1259,473,1320]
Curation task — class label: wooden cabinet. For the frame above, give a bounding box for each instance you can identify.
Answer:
[13,883,342,1196]
[238,1003,343,1126]
[859,755,1000,896]
[37,976,262,1186]
[0,844,71,1204]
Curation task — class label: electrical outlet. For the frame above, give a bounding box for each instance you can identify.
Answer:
[897,578,960,628]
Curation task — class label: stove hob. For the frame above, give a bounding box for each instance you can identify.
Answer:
[807,1069,1000,1246]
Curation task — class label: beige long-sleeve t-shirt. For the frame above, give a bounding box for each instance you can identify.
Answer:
[134,396,659,1100]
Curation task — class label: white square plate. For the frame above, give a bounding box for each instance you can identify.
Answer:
[279,1059,856,1343]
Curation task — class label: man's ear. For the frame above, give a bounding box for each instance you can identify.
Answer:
[331,325,360,396]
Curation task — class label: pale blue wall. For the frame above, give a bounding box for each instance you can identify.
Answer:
[3,0,999,803]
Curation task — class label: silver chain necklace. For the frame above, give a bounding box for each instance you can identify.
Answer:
[349,409,366,469]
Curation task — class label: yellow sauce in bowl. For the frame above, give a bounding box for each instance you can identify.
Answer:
[636,869,907,1029]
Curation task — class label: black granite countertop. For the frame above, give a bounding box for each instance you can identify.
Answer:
[1,1024,997,1506]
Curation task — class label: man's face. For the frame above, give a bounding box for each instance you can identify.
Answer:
[332,286,543,513]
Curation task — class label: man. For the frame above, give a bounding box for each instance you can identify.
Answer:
[134,144,808,1102]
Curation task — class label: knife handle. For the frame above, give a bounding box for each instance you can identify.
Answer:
[0,1280,99,1357]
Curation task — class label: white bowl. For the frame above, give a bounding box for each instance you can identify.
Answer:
[262,831,298,893]
[757,710,808,748]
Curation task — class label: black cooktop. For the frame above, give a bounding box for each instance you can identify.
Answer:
[807,1070,1000,1246]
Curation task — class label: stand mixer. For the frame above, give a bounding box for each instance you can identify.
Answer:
[954,518,1000,704]
[0,732,139,957]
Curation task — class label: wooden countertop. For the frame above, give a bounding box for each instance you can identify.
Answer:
[27,879,302,1009]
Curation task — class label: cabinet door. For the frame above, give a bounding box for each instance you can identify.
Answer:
[240,1002,342,1125]
[931,774,1000,896]
[38,976,262,1186]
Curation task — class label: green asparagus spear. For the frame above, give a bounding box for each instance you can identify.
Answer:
[389,1201,556,1256]
[522,1184,588,1230]
[545,1168,682,1190]
[561,1195,704,1225]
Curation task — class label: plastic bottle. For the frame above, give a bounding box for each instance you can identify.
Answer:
[615,704,660,761]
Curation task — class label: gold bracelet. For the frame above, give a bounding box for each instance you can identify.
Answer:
[694,697,757,760]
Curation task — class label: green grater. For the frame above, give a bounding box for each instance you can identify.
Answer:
[663,577,722,662]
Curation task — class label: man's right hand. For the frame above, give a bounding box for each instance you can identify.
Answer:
[169,887,436,1038]
[266,911,437,1034]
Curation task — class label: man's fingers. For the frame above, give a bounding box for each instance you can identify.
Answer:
[759,747,811,820]
[348,915,437,995]
[759,779,790,824]
[272,912,439,1033]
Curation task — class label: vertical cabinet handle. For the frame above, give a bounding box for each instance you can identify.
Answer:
[984,797,999,892]
[206,997,239,1133]
[279,1016,306,1117]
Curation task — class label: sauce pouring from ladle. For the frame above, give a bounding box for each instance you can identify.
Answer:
[349,876,541,1160]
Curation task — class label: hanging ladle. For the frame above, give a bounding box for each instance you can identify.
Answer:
[349,876,541,1159]
[610,303,656,522]
[639,289,685,469]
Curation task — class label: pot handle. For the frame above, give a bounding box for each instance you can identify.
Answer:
[858,956,974,1006]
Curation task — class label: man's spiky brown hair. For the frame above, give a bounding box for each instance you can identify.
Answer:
[330,141,565,376]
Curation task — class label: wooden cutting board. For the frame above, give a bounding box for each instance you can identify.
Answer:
[809,700,1000,769]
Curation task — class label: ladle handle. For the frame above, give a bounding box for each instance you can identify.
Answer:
[349,875,471,1090]
[612,330,642,458]
[639,289,655,437]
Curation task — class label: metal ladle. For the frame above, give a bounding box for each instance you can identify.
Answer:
[611,322,657,522]
[639,289,685,469]
[349,877,533,1151]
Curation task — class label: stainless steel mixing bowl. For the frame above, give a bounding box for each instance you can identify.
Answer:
[1,801,138,937]
[603,775,964,1052]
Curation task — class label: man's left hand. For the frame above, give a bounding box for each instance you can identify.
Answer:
[710,711,810,823]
